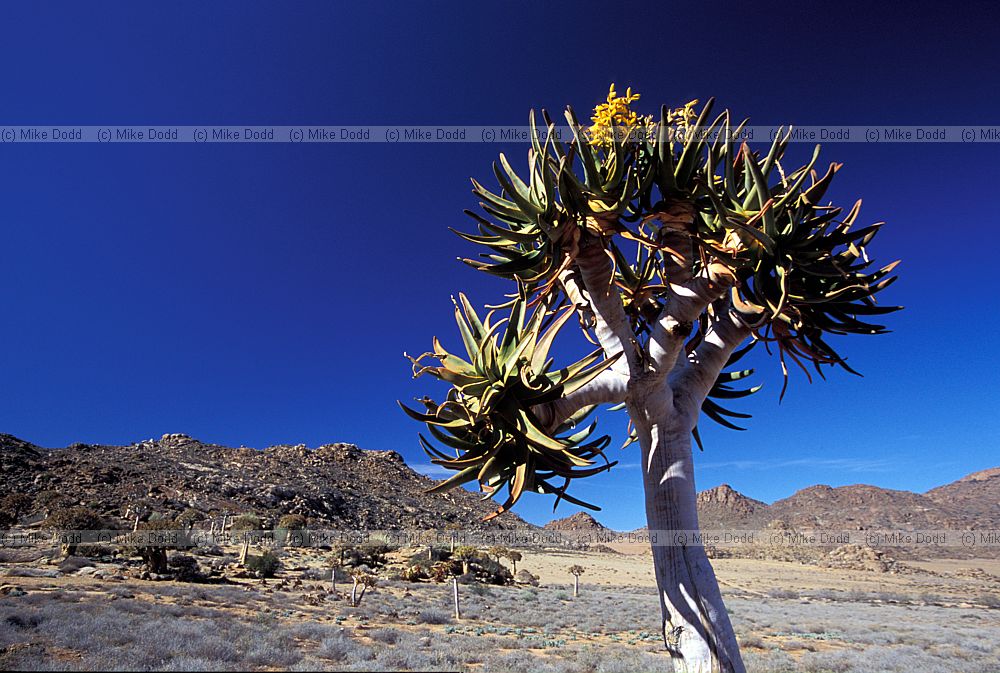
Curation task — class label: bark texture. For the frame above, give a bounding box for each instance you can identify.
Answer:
[632,388,745,672]
[553,229,750,672]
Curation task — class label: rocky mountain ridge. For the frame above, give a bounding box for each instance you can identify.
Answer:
[692,478,997,533]
[925,467,1000,528]
[696,484,769,528]
[0,432,530,530]
[543,512,609,532]
[592,474,999,563]
[3,431,997,560]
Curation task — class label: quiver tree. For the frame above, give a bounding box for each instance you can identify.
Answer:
[175,508,203,530]
[402,85,900,672]
[42,506,104,557]
[429,560,458,583]
[330,542,352,568]
[349,569,377,607]
[0,493,33,529]
[503,549,521,574]
[328,549,345,593]
[276,514,308,546]
[568,564,585,597]
[452,545,479,575]
[135,516,190,575]
[276,513,307,529]
[123,500,152,527]
[487,545,508,565]
[444,522,462,552]
[230,513,262,533]
[233,513,261,566]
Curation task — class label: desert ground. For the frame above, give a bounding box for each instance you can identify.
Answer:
[2,541,1000,673]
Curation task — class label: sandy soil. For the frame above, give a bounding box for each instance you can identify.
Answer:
[513,547,1000,602]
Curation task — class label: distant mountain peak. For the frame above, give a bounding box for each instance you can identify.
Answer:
[698,484,766,509]
[696,484,768,527]
[544,511,609,531]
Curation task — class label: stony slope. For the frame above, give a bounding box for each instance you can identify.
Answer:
[925,467,1000,528]
[767,484,967,530]
[0,432,530,530]
[621,474,996,562]
[3,430,997,554]
[696,484,770,529]
[543,512,609,532]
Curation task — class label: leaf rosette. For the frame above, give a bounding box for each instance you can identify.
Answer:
[401,293,620,518]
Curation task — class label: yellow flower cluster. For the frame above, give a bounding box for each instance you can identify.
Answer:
[588,84,644,148]
[587,84,700,149]
[667,98,700,126]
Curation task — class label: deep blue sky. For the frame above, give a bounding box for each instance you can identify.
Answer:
[1,1,998,530]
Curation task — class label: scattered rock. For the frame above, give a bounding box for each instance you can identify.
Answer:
[514,570,540,586]
[93,569,124,580]
[819,544,913,574]
[3,568,61,578]
[58,556,96,573]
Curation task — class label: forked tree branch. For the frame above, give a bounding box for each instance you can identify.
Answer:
[573,237,642,376]
[669,305,751,425]
[648,274,724,379]
[643,203,733,381]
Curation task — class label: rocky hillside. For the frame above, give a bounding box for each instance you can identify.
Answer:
[543,512,609,532]
[591,474,997,563]
[767,484,967,530]
[925,467,1000,528]
[696,484,769,528]
[0,433,530,530]
[693,479,984,534]
[620,481,966,535]
[3,429,997,561]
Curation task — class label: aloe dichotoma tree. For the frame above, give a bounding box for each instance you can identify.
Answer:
[401,86,899,672]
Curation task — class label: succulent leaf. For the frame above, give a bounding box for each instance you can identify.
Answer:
[403,296,618,517]
[408,86,900,515]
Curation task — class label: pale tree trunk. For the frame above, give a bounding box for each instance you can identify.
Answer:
[452,577,461,619]
[542,231,749,673]
[632,389,745,672]
[573,575,579,598]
